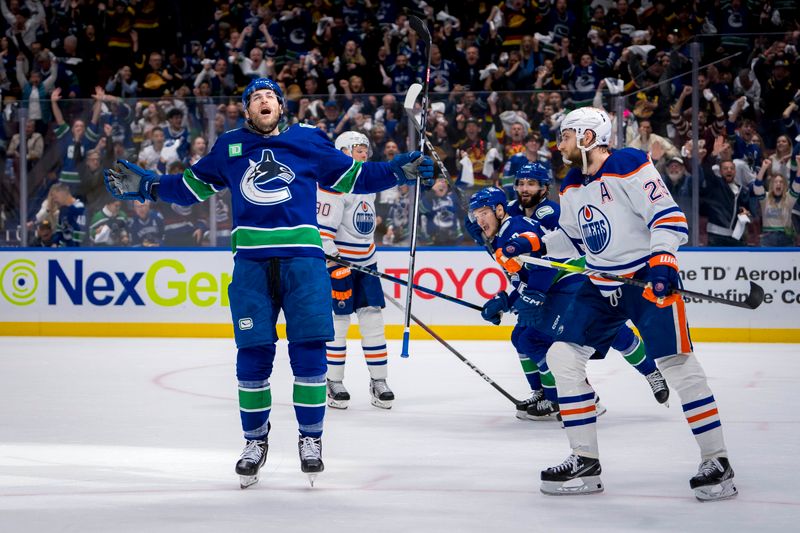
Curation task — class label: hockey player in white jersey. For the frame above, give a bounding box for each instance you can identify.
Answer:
[501,107,736,500]
[317,132,394,409]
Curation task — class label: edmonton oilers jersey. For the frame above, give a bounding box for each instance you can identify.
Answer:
[155,124,399,260]
[317,189,378,266]
[556,148,688,292]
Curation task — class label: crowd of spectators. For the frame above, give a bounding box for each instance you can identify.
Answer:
[0,0,798,249]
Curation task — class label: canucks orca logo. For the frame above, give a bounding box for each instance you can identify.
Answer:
[240,149,296,206]
[578,204,611,254]
[352,201,376,235]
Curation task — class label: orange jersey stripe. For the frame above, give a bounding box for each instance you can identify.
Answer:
[320,231,336,239]
[339,244,376,256]
[602,160,650,179]
[560,405,596,416]
[653,216,688,226]
[364,352,388,359]
[686,408,718,424]
[326,353,346,359]
[560,183,581,196]
[676,298,692,353]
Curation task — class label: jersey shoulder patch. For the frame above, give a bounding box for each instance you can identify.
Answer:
[601,148,650,178]
[535,204,556,219]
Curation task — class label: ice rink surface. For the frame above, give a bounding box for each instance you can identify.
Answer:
[1,336,798,533]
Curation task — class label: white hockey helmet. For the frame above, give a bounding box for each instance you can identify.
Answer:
[560,107,611,148]
[335,131,372,157]
[559,107,611,172]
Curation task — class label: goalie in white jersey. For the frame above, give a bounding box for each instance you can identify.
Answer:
[317,132,394,410]
[500,107,736,501]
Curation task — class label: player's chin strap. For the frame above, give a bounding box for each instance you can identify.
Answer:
[577,132,601,174]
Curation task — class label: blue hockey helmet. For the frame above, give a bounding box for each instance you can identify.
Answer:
[469,186,508,212]
[515,162,551,186]
[242,77,284,108]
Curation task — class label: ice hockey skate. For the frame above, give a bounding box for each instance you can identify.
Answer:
[541,454,603,495]
[369,378,394,409]
[235,439,268,489]
[526,397,559,420]
[327,379,350,409]
[516,389,544,420]
[299,436,324,487]
[645,369,670,405]
[690,457,737,501]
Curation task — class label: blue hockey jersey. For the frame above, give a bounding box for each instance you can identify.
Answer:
[155,124,401,259]
[506,197,560,231]
[490,215,562,299]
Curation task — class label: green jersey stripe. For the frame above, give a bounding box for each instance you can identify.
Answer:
[182,169,216,202]
[239,387,272,411]
[331,161,363,193]
[293,382,326,405]
[231,226,322,252]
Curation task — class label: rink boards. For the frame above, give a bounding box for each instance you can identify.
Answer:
[0,248,798,342]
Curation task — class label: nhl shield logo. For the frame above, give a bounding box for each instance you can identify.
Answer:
[352,201,376,235]
[578,204,611,254]
[240,149,296,206]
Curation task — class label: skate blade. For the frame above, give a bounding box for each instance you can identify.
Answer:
[541,476,604,495]
[515,410,529,420]
[307,473,318,487]
[595,403,607,417]
[239,474,259,489]
[370,397,393,409]
[526,413,559,421]
[327,398,349,409]
[694,479,737,502]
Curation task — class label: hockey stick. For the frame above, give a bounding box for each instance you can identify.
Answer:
[325,254,483,311]
[400,15,433,359]
[515,255,765,310]
[383,291,523,406]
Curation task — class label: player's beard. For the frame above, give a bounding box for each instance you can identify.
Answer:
[248,109,281,135]
[517,189,545,209]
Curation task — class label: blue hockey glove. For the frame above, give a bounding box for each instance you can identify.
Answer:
[104,159,159,202]
[481,291,510,325]
[464,215,484,246]
[390,151,435,187]
[642,252,681,308]
[514,286,545,326]
[500,232,543,258]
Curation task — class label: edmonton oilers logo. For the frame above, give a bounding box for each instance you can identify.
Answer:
[353,201,376,235]
[578,204,611,254]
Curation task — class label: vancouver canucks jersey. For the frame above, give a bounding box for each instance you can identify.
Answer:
[317,188,378,266]
[506,197,560,231]
[490,216,559,298]
[155,124,399,260]
[547,148,688,292]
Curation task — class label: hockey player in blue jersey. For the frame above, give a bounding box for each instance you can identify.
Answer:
[104,78,433,488]
[503,106,735,500]
[467,182,668,421]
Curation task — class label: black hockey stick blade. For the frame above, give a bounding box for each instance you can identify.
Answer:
[408,15,432,46]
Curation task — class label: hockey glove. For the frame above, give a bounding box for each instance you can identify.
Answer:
[495,248,522,273]
[642,252,681,308]
[104,159,159,202]
[390,151,435,187]
[514,286,545,327]
[464,215,485,246]
[481,291,510,325]
[500,232,544,257]
[328,265,354,314]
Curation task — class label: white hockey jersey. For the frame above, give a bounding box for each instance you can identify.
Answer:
[317,187,378,265]
[543,148,688,292]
